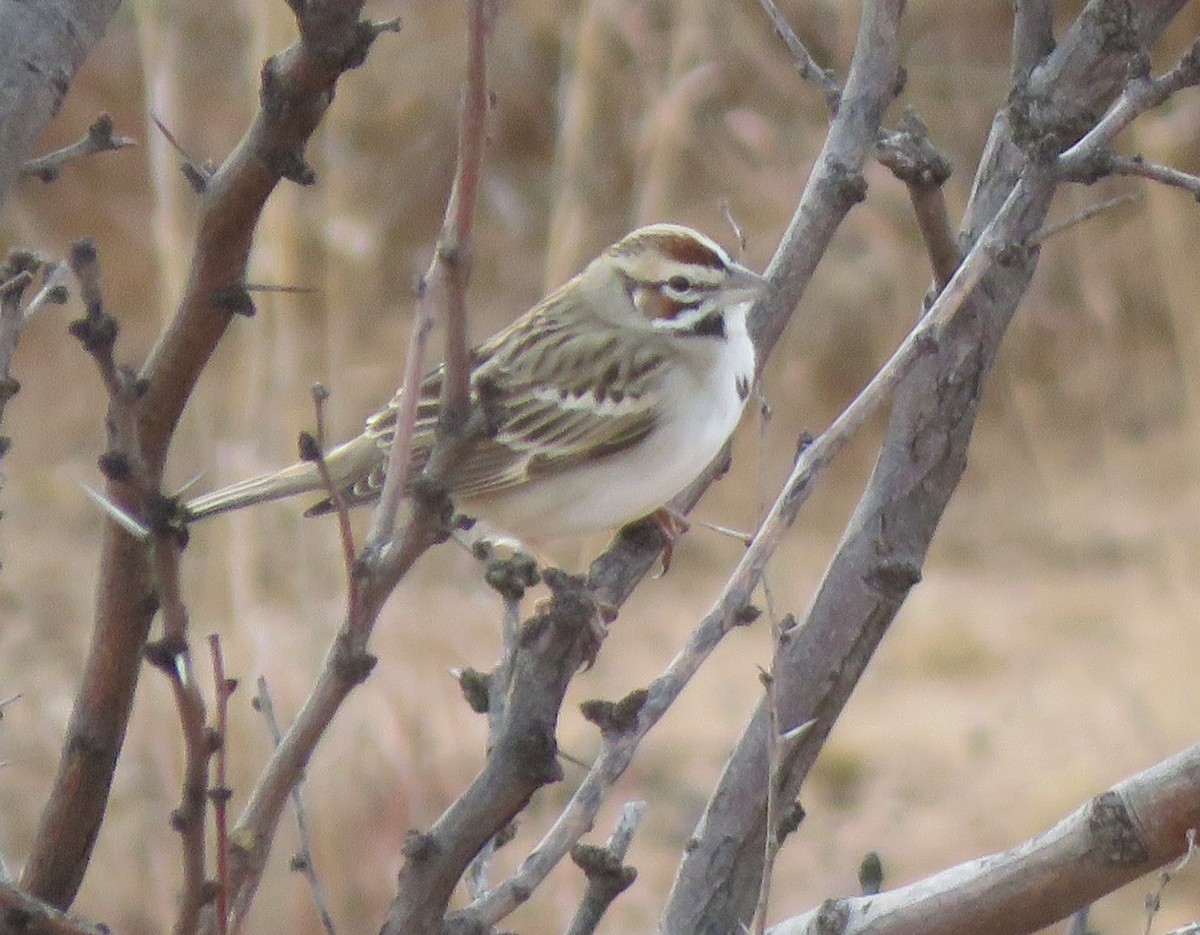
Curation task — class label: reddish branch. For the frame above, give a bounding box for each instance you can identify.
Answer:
[209,636,235,935]
[149,536,211,935]
[225,3,492,925]
[367,0,491,547]
[20,0,397,912]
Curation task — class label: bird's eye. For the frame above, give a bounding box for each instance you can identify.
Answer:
[666,275,691,292]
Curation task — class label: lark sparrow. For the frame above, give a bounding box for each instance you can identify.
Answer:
[184,224,767,540]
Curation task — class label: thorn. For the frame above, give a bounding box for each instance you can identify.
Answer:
[76,479,150,539]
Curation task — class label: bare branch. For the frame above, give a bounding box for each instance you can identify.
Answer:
[147,533,212,935]
[755,0,840,111]
[1105,155,1200,198]
[302,384,359,617]
[20,114,136,183]
[663,3,1193,932]
[438,0,491,430]
[0,0,123,210]
[22,1,399,911]
[368,0,490,548]
[563,801,646,935]
[0,881,110,935]
[1029,192,1141,246]
[228,6,491,918]
[382,569,602,935]
[877,111,959,290]
[588,0,906,615]
[1059,37,1200,167]
[250,678,337,935]
[208,636,236,935]
[768,741,1200,935]
[1012,0,1055,83]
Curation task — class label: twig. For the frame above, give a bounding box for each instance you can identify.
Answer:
[1029,192,1141,246]
[149,532,212,935]
[0,255,68,446]
[0,881,110,935]
[150,112,213,194]
[748,614,790,935]
[563,801,646,935]
[1059,38,1200,170]
[876,112,959,291]
[362,282,437,551]
[209,635,236,935]
[755,0,840,111]
[20,114,136,183]
[303,384,359,616]
[438,0,490,430]
[464,548,537,899]
[1106,155,1200,198]
[368,0,490,548]
[1143,828,1196,935]
[1011,0,1055,83]
[23,0,401,912]
[251,678,337,935]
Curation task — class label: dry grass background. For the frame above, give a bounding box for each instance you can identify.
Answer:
[2,1,1200,932]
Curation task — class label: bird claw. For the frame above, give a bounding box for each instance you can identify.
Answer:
[650,507,690,577]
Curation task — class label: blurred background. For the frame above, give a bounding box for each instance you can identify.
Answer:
[3,0,1200,932]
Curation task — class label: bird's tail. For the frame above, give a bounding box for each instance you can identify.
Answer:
[184,434,380,521]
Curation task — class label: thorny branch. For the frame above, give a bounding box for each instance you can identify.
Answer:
[208,636,236,935]
[20,114,136,183]
[225,3,492,924]
[149,533,211,935]
[21,0,401,914]
[0,254,69,443]
[251,678,337,935]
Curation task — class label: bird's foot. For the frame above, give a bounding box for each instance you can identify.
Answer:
[650,507,690,576]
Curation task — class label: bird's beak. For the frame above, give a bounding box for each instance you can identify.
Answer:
[725,263,770,303]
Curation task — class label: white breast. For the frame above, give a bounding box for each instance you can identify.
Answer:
[465,306,756,540]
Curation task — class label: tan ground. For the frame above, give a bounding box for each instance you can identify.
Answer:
[2,2,1200,933]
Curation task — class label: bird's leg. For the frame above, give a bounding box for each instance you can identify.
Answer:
[650,507,690,576]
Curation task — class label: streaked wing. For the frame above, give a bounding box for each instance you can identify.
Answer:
[354,299,670,502]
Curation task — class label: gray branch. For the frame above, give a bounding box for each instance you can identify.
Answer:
[0,0,124,212]
[658,1,1192,932]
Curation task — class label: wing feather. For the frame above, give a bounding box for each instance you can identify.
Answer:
[315,295,674,508]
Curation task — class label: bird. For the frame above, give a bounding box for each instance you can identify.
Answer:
[183,224,767,545]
